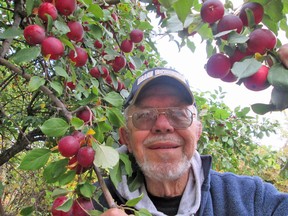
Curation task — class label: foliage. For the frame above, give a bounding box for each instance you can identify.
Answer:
[0,0,288,215]
[150,0,288,113]
[194,88,288,193]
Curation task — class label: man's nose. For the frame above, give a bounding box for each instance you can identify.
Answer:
[151,114,174,133]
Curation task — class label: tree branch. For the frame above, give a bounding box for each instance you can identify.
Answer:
[0,57,72,121]
[93,165,117,209]
[0,199,6,216]
[98,0,120,5]
[0,0,23,58]
[0,128,45,166]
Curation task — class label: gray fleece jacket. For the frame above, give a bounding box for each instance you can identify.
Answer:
[95,155,288,216]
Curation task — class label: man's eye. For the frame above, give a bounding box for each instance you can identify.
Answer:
[170,109,189,119]
[135,111,152,120]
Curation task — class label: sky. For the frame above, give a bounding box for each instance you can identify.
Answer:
[150,1,288,150]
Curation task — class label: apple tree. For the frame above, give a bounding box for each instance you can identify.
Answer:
[151,0,288,114]
[0,0,288,215]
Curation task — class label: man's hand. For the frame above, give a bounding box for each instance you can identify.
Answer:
[100,208,132,216]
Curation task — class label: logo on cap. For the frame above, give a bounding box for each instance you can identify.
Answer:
[136,68,187,86]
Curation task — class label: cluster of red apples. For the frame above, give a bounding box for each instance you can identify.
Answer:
[23,0,86,62]
[52,130,95,215]
[58,130,95,173]
[52,116,96,214]
[23,0,145,92]
[89,28,144,91]
[200,0,282,91]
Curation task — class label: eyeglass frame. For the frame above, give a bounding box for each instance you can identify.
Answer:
[125,106,196,130]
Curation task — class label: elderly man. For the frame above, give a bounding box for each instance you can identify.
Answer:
[98,67,288,216]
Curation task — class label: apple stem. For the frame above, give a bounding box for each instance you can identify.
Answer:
[93,164,118,209]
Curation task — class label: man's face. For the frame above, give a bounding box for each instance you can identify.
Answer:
[121,83,202,181]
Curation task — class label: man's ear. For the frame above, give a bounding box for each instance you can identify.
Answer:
[195,120,202,140]
[119,127,133,153]
[118,127,131,150]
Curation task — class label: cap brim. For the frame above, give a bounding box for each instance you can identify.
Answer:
[126,74,194,108]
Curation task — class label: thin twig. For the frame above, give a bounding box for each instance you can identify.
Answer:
[93,165,117,209]
[0,57,72,121]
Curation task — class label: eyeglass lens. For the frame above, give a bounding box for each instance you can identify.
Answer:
[131,107,193,130]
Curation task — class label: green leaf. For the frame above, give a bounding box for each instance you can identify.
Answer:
[270,87,288,110]
[110,153,133,188]
[0,27,23,39]
[95,121,112,143]
[53,80,65,92]
[173,0,194,24]
[28,76,45,92]
[251,103,275,115]
[166,13,184,32]
[83,0,93,6]
[19,148,51,170]
[197,23,213,40]
[54,66,69,78]
[94,145,119,169]
[50,81,64,95]
[79,182,96,198]
[40,118,70,137]
[137,21,153,31]
[71,117,84,130]
[214,109,230,120]
[0,181,4,197]
[43,159,68,183]
[89,25,103,39]
[231,58,262,79]
[214,125,225,136]
[186,39,196,53]
[267,63,288,90]
[236,107,250,117]
[54,20,70,34]
[135,208,153,216]
[20,206,34,216]
[129,56,143,69]
[59,36,75,50]
[25,0,35,16]
[46,14,54,33]
[125,193,144,207]
[127,170,143,192]
[159,0,177,8]
[103,92,123,107]
[58,170,76,185]
[227,32,249,44]
[56,198,73,212]
[78,93,99,106]
[109,162,121,188]
[88,4,104,18]
[120,153,133,177]
[264,0,283,22]
[86,210,103,216]
[11,47,41,64]
[106,107,125,127]
[51,188,70,198]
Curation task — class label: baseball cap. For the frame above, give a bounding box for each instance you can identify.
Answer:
[123,67,194,108]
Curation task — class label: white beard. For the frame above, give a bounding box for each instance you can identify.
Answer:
[137,154,191,181]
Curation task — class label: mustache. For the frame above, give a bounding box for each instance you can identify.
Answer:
[143,135,184,146]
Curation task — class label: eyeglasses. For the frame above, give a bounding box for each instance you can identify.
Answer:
[128,107,194,130]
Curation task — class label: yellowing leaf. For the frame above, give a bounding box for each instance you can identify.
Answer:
[86,128,96,135]
[43,54,51,61]
[255,53,263,60]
